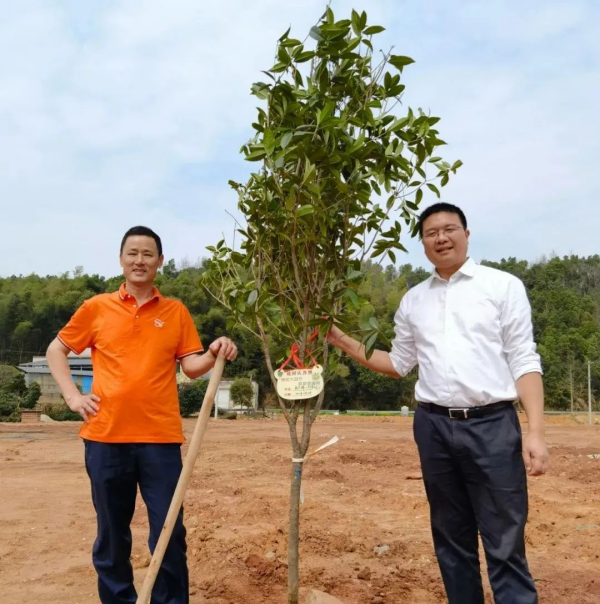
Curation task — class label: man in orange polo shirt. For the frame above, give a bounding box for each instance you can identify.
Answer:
[46,226,237,604]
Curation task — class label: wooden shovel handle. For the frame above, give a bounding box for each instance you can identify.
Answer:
[136,355,226,604]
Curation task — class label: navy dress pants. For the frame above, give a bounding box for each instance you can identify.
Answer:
[84,441,188,604]
[413,404,538,604]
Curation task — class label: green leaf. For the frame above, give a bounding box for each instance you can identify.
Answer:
[362,38,373,51]
[351,9,361,35]
[260,70,276,81]
[389,55,415,71]
[388,250,397,264]
[285,190,296,210]
[269,62,288,73]
[245,148,267,161]
[427,183,441,198]
[281,38,302,47]
[279,26,291,42]
[364,331,378,359]
[281,131,293,149]
[263,128,276,155]
[297,205,314,217]
[346,268,363,281]
[416,188,423,204]
[247,290,258,305]
[295,51,316,63]
[369,316,380,329]
[346,288,360,308]
[360,11,367,30]
[302,160,315,184]
[277,46,290,64]
[451,159,463,172]
[309,26,324,41]
[364,25,385,35]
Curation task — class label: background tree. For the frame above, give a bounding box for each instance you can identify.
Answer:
[229,377,255,409]
[21,381,41,410]
[202,8,460,602]
[178,380,209,417]
[0,366,41,419]
[1,257,600,412]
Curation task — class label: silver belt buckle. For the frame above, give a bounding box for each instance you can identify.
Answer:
[449,408,469,419]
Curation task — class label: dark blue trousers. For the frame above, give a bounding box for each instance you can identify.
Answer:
[413,404,538,604]
[84,441,188,604]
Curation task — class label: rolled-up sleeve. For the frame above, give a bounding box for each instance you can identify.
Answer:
[389,296,418,377]
[501,277,542,380]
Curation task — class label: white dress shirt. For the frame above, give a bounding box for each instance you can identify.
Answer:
[389,258,542,407]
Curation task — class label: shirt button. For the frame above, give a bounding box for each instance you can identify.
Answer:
[135,315,139,319]
[133,305,137,308]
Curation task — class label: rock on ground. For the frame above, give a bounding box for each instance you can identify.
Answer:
[303,588,345,604]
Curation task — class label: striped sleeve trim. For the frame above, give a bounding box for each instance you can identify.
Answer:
[57,335,81,355]
[177,349,204,360]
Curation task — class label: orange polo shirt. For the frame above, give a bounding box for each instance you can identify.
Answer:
[58,283,203,443]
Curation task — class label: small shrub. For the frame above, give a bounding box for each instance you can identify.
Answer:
[41,404,82,422]
[21,382,42,410]
[178,380,209,417]
[0,393,19,421]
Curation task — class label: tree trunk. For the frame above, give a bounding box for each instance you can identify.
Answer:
[287,461,303,604]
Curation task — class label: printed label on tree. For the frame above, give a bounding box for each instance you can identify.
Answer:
[275,365,324,400]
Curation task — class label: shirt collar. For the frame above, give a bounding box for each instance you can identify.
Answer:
[118,282,163,302]
[430,257,476,284]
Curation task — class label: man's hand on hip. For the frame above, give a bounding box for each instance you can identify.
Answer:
[65,393,101,422]
[208,337,238,362]
[522,432,548,476]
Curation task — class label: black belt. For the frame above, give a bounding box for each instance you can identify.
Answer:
[418,400,515,419]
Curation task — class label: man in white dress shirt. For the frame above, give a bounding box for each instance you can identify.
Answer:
[327,202,548,604]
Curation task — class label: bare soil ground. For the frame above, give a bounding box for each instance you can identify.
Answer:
[1,415,599,603]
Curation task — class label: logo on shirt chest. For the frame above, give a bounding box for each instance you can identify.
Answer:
[154,318,165,328]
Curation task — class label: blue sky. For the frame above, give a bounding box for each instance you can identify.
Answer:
[1,0,598,277]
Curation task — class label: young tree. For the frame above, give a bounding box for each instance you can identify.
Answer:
[202,8,460,603]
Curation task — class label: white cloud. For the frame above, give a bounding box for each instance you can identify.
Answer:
[0,0,598,276]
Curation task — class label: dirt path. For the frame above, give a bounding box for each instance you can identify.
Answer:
[1,416,599,603]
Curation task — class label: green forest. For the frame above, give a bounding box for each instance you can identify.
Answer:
[1,254,599,412]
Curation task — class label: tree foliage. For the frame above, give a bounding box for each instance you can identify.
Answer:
[0,365,40,419]
[229,377,254,408]
[204,8,460,363]
[178,380,209,417]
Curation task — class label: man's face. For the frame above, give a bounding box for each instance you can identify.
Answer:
[421,211,470,272]
[120,236,163,285]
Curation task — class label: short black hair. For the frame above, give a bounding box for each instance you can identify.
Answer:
[120,226,163,256]
[418,202,467,237]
